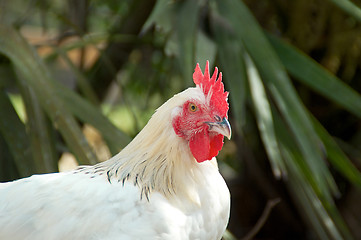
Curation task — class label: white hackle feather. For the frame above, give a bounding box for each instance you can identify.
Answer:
[0,87,230,240]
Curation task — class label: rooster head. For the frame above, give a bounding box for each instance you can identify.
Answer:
[172,61,231,163]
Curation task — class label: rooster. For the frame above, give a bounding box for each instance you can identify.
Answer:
[0,61,231,240]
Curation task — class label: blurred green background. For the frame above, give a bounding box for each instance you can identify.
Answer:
[1,0,361,239]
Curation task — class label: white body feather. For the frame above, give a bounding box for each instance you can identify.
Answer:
[0,87,230,240]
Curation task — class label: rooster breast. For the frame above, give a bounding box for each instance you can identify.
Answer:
[0,159,229,240]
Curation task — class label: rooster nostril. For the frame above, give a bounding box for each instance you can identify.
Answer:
[214,115,221,122]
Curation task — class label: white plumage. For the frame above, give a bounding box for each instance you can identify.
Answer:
[0,64,231,240]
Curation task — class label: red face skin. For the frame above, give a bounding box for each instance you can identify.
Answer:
[172,100,225,163]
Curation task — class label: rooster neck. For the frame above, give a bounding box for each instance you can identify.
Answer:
[77,88,219,201]
[103,122,205,201]
[88,120,204,200]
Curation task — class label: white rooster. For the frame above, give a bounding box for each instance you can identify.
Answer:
[0,61,231,240]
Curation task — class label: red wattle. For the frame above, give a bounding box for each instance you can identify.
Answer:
[189,131,210,163]
[189,131,224,163]
[209,134,224,160]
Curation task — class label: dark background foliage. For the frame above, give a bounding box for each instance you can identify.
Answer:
[1,0,361,239]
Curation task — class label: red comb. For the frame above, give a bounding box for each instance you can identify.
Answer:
[193,61,229,117]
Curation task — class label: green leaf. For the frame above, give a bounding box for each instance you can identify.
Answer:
[210,7,247,131]
[222,229,237,240]
[0,134,20,181]
[0,90,34,177]
[213,0,352,238]
[328,0,361,24]
[215,0,337,199]
[16,71,58,173]
[245,54,285,178]
[268,34,361,119]
[273,108,324,194]
[269,33,361,195]
[0,25,98,165]
[311,115,361,189]
[175,0,199,85]
[52,80,131,154]
[275,113,352,240]
[55,48,99,106]
[282,148,341,240]
[142,0,171,33]
[195,31,217,69]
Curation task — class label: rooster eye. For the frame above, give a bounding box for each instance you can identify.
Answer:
[188,103,198,112]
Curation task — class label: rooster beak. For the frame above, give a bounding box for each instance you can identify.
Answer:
[207,117,232,140]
